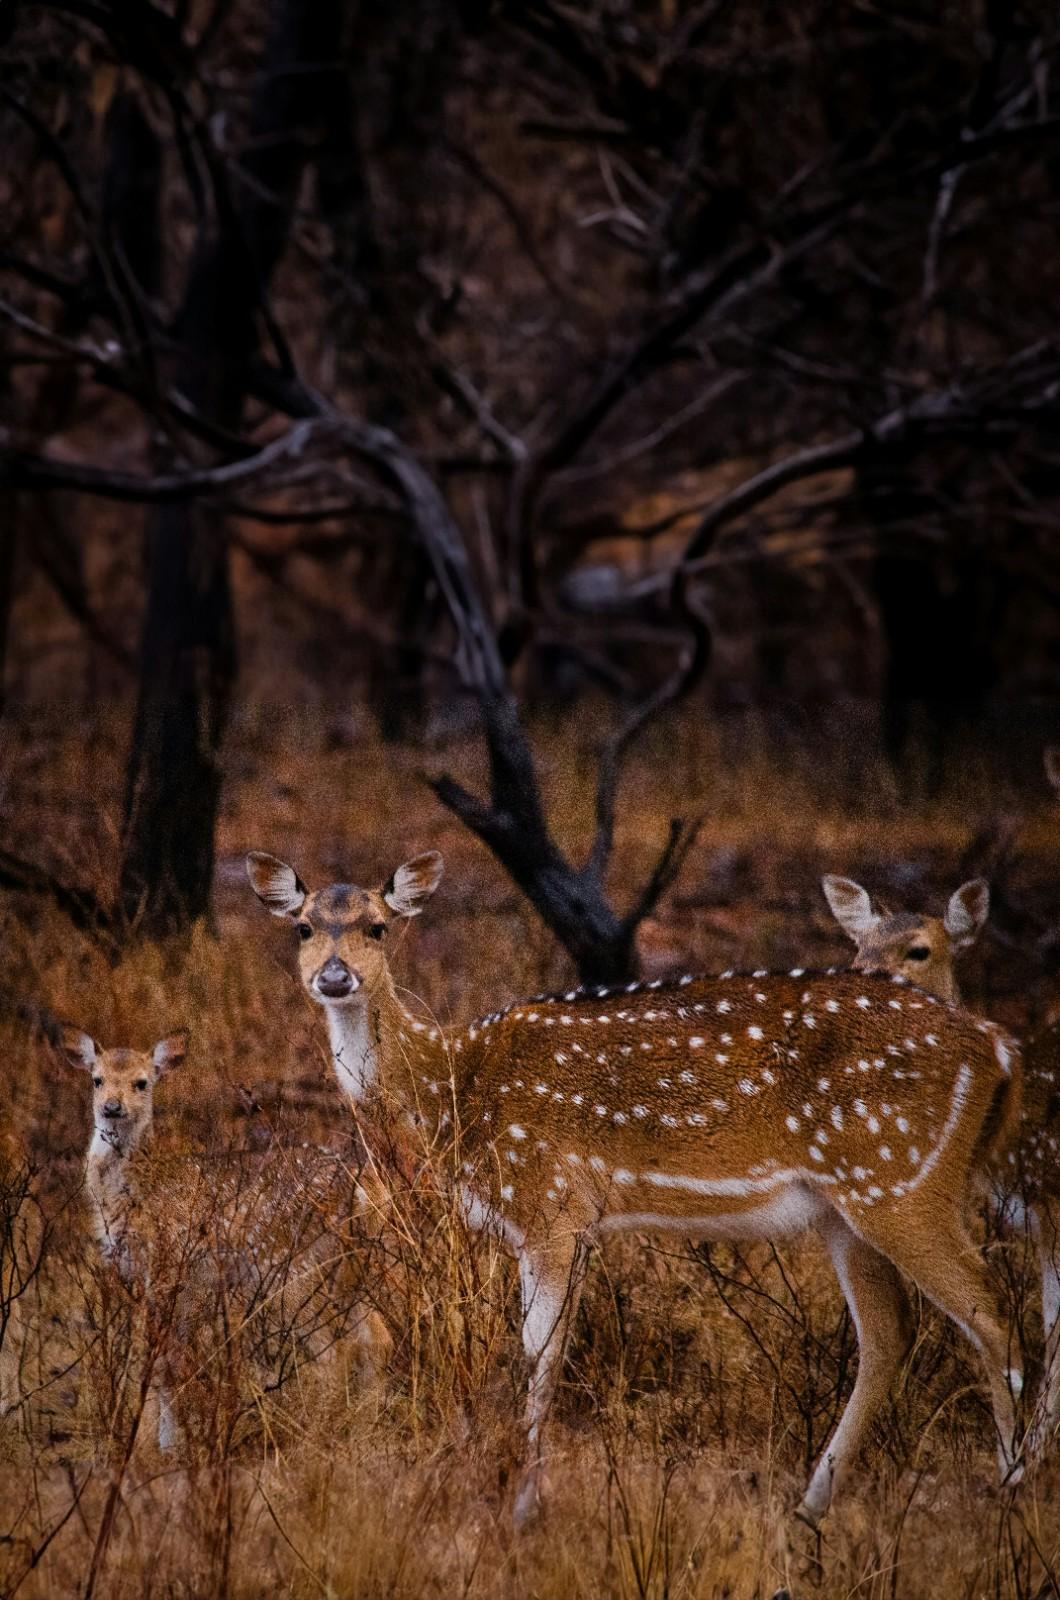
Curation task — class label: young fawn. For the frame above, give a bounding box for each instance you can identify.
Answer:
[59,1025,389,1449]
[822,869,1060,1456]
[59,1026,188,1445]
[248,847,1022,1527]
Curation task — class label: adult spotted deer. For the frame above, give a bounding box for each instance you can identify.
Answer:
[59,1024,389,1449]
[248,847,1023,1527]
[821,866,1060,1459]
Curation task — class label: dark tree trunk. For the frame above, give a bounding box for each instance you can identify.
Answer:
[119,0,350,934]
[318,0,456,740]
[119,513,235,929]
[0,524,15,719]
[863,456,1006,793]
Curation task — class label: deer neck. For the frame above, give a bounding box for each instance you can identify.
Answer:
[85,1132,141,1266]
[323,974,452,1124]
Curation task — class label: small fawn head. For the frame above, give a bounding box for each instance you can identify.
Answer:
[59,1027,188,1155]
[821,874,989,1003]
[246,849,444,1009]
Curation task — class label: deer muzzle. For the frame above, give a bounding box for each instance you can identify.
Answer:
[314,956,359,999]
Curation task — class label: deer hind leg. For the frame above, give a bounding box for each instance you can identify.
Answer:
[513,1232,588,1529]
[878,1214,1023,1482]
[798,1211,914,1526]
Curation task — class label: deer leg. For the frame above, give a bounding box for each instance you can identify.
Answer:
[156,1381,179,1451]
[513,1231,587,1529]
[879,1217,1023,1481]
[799,1211,914,1526]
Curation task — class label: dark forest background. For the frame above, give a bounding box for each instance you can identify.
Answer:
[2,0,1060,981]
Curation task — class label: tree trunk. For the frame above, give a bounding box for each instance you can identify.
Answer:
[119,0,350,934]
[119,513,235,929]
[0,524,15,719]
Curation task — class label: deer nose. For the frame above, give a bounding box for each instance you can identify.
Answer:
[316,956,358,999]
[102,1099,125,1119]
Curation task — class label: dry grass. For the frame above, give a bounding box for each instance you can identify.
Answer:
[3,703,1060,1598]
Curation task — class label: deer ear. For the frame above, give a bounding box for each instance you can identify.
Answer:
[945,879,989,948]
[821,875,878,941]
[1045,747,1060,797]
[57,1025,98,1073]
[152,1031,188,1078]
[382,851,444,918]
[246,852,307,917]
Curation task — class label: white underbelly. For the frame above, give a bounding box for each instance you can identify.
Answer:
[597,1181,828,1242]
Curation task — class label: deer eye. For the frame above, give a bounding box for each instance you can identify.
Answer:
[134,1079,148,1091]
[907,946,930,961]
[297,922,313,941]
[92,1076,103,1088]
[367,922,387,941]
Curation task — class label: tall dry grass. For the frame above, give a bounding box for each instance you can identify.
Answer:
[2,704,1060,1597]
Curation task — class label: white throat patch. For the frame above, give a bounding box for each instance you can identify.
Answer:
[326,1003,378,1102]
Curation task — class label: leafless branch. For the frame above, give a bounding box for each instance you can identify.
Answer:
[0,419,328,504]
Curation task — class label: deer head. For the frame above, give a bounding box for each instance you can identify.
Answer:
[59,1026,188,1156]
[246,850,444,1005]
[821,875,989,1003]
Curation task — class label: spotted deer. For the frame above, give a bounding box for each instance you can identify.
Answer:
[821,865,1060,1459]
[248,847,1023,1528]
[59,1025,390,1449]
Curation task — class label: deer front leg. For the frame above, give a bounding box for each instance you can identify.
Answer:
[513,1232,587,1529]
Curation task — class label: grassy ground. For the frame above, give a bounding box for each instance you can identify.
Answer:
[2,702,1060,1598]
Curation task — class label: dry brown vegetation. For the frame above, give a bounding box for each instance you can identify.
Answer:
[3,706,1060,1600]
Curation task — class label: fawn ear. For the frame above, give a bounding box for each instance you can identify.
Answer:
[821,875,878,941]
[246,852,308,917]
[382,851,444,918]
[57,1025,98,1073]
[945,879,989,949]
[1045,747,1060,797]
[152,1031,188,1078]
